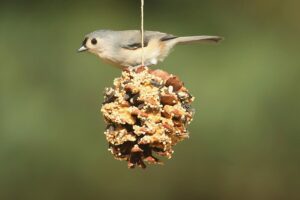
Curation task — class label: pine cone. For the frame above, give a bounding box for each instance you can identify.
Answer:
[101,66,195,169]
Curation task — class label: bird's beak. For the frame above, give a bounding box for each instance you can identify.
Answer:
[77,46,88,52]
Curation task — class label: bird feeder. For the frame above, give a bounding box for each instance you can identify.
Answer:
[101,66,195,168]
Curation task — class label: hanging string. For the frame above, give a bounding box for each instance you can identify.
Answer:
[141,0,145,66]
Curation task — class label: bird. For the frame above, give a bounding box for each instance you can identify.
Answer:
[78,29,222,68]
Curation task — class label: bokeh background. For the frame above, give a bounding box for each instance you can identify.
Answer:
[1,0,299,199]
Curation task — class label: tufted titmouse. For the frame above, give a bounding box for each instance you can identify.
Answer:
[78,30,222,68]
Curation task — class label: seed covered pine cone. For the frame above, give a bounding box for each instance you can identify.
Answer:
[101,66,195,169]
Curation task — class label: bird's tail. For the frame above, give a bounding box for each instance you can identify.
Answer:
[175,35,223,45]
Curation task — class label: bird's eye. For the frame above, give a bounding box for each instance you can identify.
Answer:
[91,38,97,45]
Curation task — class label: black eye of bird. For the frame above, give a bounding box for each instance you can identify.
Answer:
[91,38,97,45]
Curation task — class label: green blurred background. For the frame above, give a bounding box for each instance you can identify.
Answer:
[1,0,299,199]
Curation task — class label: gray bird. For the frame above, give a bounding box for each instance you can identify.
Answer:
[78,30,222,68]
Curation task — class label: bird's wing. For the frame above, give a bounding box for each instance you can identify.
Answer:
[120,31,176,50]
[160,34,178,41]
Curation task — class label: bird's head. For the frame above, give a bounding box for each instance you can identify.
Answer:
[78,30,107,55]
